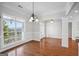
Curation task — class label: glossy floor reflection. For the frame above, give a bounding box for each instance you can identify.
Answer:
[1,37,78,56]
[40,37,78,56]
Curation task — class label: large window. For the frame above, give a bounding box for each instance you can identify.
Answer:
[3,16,24,45]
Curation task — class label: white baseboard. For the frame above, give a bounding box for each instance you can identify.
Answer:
[33,39,40,41]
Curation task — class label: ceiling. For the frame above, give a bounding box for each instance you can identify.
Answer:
[0,2,79,21]
[68,2,79,20]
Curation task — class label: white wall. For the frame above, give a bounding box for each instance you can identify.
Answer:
[25,21,40,41]
[40,20,62,39]
[32,23,40,41]
[46,20,62,38]
[25,22,32,40]
[72,16,79,40]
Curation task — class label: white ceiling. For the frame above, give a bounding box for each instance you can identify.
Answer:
[68,2,79,20]
[0,2,78,21]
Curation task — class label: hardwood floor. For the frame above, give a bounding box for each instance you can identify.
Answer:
[40,37,78,56]
[1,37,78,56]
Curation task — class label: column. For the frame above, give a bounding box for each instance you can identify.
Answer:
[62,17,68,48]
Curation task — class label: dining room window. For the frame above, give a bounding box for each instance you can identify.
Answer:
[3,15,24,45]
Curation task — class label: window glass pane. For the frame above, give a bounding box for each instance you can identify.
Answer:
[3,18,15,44]
[15,21,23,41]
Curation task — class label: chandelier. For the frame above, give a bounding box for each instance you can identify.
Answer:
[29,2,39,23]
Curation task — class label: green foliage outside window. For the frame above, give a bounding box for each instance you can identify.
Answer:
[3,20,10,44]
